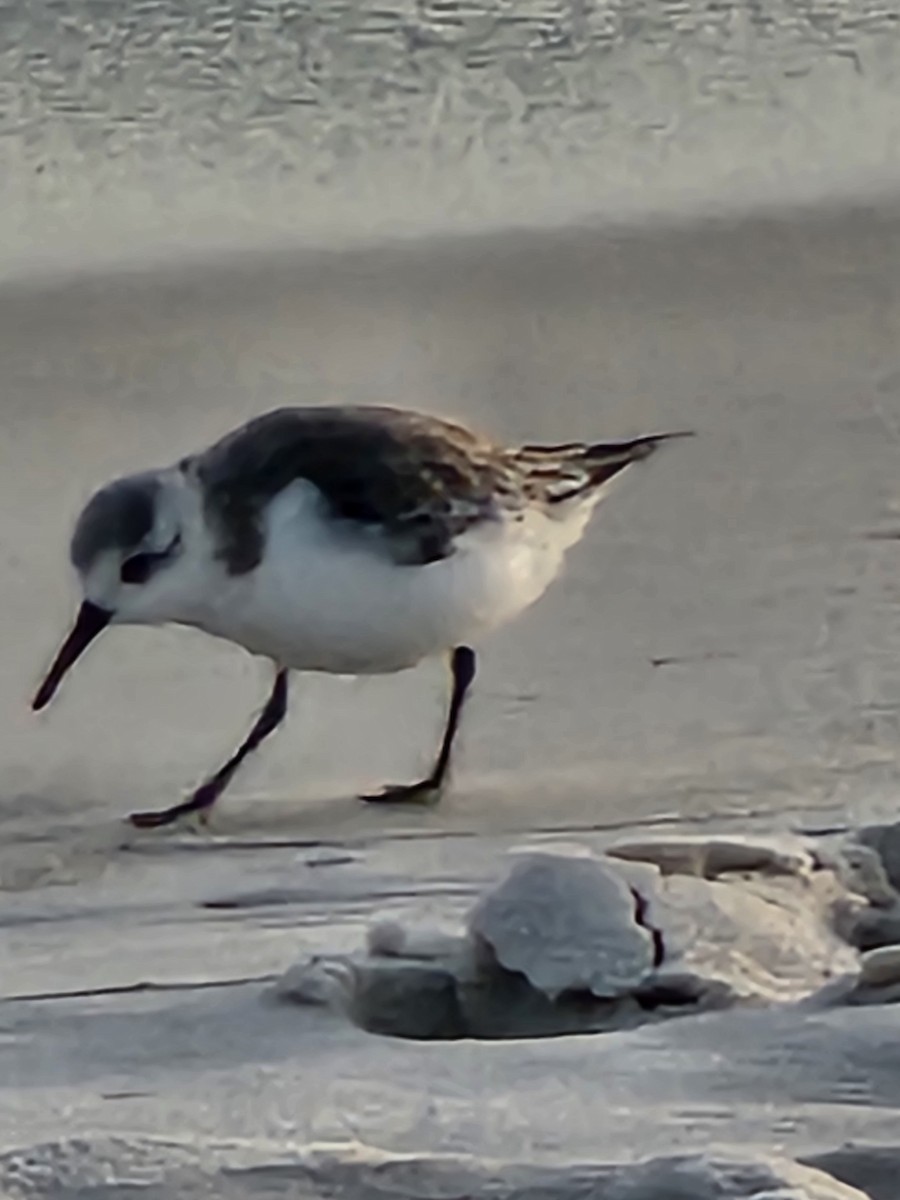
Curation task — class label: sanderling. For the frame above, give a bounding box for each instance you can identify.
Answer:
[32,405,690,828]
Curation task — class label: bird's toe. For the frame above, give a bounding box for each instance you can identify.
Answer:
[358,779,442,805]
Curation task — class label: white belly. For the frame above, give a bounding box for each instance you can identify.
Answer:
[193,481,590,675]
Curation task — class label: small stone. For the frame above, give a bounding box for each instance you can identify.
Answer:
[859,944,900,988]
[367,920,467,962]
[856,823,900,894]
[842,905,900,952]
[832,842,898,907]
[274,955,465,1039]
[273,956,358,1009]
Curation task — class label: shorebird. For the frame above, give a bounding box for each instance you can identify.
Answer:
[32,405,689,828]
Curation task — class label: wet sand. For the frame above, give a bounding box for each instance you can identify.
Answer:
[3,196,900,1197]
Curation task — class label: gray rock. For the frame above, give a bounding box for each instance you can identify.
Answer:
[856,822,900,894]
[829,842,898,908]
[273,956,466,1040]
[468,852,659,1000]
[838,903,900,951]
[806,1145,900,1200]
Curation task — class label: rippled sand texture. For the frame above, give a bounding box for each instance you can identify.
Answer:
[2,0,900,270]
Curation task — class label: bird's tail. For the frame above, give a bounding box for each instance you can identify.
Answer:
[513,430,693,505]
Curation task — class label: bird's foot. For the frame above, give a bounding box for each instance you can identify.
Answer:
[359,778,443,805]
[127,785,218,830]
[127,805,211,831]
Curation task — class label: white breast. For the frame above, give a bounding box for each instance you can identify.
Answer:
[193,480,594,675]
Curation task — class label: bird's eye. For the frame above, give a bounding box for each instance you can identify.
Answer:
[120,553,159,585]
[120,535,182,585]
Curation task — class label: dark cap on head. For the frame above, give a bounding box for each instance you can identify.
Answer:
[70,473,160,573]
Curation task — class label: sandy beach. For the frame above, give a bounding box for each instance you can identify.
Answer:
[4,0,900,1194]
[0,197,899,1198]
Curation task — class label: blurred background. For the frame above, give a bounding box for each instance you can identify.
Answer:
[3,0,900,273]
[3,0,900,843]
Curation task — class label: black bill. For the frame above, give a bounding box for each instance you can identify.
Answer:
[32,600,113,711]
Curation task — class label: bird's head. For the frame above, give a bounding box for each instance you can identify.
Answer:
[33,471,190,710]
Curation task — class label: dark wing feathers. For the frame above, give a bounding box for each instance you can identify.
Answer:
[515,430,692,505]
[190,406,690,574]
[192,406,514,573]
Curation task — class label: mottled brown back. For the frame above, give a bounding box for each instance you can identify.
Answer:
[191,406,518,572]
[189,405,686,574]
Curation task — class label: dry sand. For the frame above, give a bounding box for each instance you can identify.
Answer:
[3,198,900,1198]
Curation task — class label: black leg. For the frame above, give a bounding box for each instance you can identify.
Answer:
[129,669,289,829]
[360,646,477,805]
